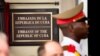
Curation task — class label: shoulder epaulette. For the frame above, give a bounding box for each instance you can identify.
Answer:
[62,44,81,56]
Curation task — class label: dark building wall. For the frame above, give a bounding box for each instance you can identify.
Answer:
[0,0,4,31]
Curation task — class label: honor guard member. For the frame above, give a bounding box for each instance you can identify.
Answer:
[52,2,89,56]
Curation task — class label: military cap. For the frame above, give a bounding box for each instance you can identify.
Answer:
[53,2,87,25]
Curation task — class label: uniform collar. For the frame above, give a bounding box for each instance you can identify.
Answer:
[61,36,82,54]
[63,36,80,46]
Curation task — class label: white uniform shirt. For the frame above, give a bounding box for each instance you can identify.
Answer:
[80,38,88,56]
[60,36,82,56]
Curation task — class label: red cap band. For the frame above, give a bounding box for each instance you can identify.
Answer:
[57,11,85,25]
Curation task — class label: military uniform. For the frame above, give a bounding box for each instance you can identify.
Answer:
[61,37,81,56]
[52,2,88,56]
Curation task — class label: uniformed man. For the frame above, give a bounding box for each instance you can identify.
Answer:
[53,2,89,56]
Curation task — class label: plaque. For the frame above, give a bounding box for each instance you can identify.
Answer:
[9,9,59,46]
